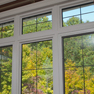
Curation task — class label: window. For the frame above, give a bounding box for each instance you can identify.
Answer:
[62,3,94,27]
[21,40,53,94]
[63,33,94,94]
[22,12,52,34]
[0,0,94,94]
[0,21,14,38]
[0,46,12,94]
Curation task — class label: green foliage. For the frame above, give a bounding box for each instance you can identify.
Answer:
[0,22,14,38]
[64,33,94,94]
[22,41,53,94]
[63,17,80,26]
[0,16,93,94]
[0,46,12,94]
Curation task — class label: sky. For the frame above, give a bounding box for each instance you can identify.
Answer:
[63,4,94,23]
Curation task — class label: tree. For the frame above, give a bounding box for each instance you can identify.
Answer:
[0,46,12,94]
[22,40,53,94]
[0,15,93,94]
[65,59,94,94]
[23,16,52,34]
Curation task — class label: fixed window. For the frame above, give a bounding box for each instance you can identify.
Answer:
[63,33,94,94]
[0,21,14,38]
[21,40,53,94]
[62,3,94,27]
[22,12,52,34]
[0,46,12,94]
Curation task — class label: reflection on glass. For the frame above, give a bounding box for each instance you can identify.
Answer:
[0,22,14,38]
[63,7,80,18]
[81,4,94,14]
[22,13,52,34]
[0,46,12,94]
[22,40,53,94]
[82,12,94,23]
[63,16,80,27]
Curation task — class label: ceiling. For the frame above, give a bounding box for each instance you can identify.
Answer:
[0,0,43,12]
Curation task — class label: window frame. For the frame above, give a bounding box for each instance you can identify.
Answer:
[62,2,94,27]
[62,31,94,94]
[0,0,94,94]
[22,11,52,34]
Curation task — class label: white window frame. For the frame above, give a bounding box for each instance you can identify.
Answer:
[0,0,94,94]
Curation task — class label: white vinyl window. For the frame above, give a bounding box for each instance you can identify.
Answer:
[0,0,94,94]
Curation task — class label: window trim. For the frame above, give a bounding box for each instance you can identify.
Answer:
[0,0,94,94]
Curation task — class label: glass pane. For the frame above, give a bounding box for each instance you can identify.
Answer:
[83,34,94,66]
[0,46,12,94]
[22,40,53,94]
[0,72,12,94]
[22,43,37,70]
[2,22,14,38]
[64,36,83,67]
[37,21,52,32]
[84,66,94,94]
[23,13,52,34]
[23,24,36,34]
[63,7,80,18]
[37,13,52,23]
[22,70,37,94]
[0,25,2,31]
[37,41,53,69]
[63,16,80,27]
[81,4,94,14]
[0,25,2,38]
[0,47,12,71]
[23,17,36,26]
[82,12,94,23]
[37,69,53,94]
[65,67,84,94]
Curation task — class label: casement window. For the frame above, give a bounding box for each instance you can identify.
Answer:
[0,0,94,94]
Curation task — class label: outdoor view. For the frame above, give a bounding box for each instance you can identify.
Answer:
[63,3,94,27]
[63,3,94,94]
[64,34,94,94]
[0,3,94,94]
[22,40,53,94]
[0,21,14,38]
[0,46,12,94]
[23,13,52,34]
